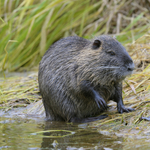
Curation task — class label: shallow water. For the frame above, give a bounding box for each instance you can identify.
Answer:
[1,113,150,150]
[0,116,125,150]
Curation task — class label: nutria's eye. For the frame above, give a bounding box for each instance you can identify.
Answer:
[92,40,101,49]
[107,50,115,56]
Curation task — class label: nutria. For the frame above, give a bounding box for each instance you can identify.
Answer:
[38,35,135,123]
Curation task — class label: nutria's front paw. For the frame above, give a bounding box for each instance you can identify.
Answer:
[95,96,108,110]
[118,106,135,114]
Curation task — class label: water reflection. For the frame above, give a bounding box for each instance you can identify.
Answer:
[0,117,123,149]
[41,121,123,149]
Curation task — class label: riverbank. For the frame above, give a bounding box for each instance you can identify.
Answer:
[0,34,150,141]
[0,69,150,137]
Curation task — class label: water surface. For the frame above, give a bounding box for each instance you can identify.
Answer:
[0,116,124,150]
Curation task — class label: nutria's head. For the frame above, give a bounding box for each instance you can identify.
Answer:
[77,35,134,85]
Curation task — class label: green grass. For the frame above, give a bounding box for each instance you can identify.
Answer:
[0,0,150,71]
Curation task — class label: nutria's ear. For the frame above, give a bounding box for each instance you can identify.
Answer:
[92,40,101,49]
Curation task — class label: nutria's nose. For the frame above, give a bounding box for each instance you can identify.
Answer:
[127,63,135,71]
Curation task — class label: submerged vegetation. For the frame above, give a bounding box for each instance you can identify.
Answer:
[0,0,150,71]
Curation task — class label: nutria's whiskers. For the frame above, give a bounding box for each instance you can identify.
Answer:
[95,66,120,69]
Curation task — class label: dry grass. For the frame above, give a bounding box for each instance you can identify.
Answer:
[0,72,41,110]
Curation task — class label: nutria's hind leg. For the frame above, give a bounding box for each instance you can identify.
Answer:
[44,110,65,122]
[43,100,65,121]
[70,114,108,123]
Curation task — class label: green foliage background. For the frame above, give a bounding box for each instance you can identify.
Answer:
[0,0,150,71]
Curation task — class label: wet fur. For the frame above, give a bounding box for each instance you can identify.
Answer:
[38,35,135,123]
